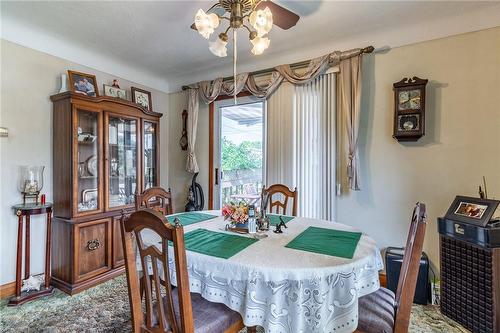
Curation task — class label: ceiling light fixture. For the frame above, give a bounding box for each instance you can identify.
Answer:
[191,0,299,102]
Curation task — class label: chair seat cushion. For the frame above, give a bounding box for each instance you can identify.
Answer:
[357,287,396,333]
[158,289,242,333]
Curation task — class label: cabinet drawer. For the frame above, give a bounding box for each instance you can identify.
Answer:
[74,218,112,282]
[113,217,125,268]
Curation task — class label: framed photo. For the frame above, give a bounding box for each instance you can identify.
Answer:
[68,70,98,97]
[103,84,127,99]
[445,195,499,227]
[131,87,152,111]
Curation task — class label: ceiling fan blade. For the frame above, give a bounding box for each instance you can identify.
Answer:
[256,0,300,30]
[190,3,225,31]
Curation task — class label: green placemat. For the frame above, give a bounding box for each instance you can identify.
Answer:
[183,228,258,259]
[285,226,362,259]
[268,214,295,226]
[166,212,217,226]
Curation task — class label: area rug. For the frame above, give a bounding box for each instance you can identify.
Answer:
[0,275,469,332]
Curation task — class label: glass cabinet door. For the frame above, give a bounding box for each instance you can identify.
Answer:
[76,109,101,213]
[143,121,157,189]
[107,116,138,208]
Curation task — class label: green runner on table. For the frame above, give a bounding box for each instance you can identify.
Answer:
[166,212,217,226]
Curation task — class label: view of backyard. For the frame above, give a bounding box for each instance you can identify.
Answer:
[220,102,263,205]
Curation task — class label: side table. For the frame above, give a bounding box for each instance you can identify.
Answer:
[8,203,54,306]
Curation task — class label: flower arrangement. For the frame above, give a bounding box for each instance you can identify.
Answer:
[222,201,249,224]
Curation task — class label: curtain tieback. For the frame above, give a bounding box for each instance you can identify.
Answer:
[347,154,354,177]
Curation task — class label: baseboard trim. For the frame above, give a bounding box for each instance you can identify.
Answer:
[0,281,16,299]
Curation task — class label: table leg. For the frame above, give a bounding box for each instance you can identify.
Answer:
[25,214,31,279]
[15,211,23,298]
[44,211,52,288]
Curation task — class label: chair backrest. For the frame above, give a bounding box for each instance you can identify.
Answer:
[136,187,173,215]
[262,184,298,216]
[121,208,194,333]
[393,202,427,333]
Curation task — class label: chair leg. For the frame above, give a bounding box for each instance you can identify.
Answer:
[139,276,145,301]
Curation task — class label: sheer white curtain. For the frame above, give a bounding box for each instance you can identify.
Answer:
[267,73,336,219]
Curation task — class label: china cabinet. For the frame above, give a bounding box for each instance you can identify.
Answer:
[50,91,162,294]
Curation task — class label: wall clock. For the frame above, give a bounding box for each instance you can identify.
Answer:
[393,76,428,142]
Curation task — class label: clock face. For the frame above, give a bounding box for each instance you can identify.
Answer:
[134,91,150,110]
[398,89,421,110]
[398,114,420,131]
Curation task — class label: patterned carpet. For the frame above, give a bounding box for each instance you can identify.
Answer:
[0,275,469,333]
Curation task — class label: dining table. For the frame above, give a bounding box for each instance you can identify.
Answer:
[140,210,383,333]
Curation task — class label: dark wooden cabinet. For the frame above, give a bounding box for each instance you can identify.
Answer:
[50,92,162,294]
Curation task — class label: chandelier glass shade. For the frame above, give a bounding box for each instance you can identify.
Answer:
[250,35,270,55]
[249,7,273,37]
[209,34,228,57]
[195,9,220,39]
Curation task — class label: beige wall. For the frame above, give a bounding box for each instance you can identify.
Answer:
[0,40,170,285]
[337,27,500,272]
[167,91,209,212]
[167,27,500,274]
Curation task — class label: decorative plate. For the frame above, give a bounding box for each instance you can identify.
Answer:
[86,155,98,176]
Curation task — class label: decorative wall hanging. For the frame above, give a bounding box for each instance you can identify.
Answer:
[180,110,188,151]
[393,76,428,141]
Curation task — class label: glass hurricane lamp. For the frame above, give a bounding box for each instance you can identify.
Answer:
[18,165,45,204]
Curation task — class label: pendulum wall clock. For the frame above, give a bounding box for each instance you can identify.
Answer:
[393,76,428,142]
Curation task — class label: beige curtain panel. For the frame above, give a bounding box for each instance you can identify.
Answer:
[340,55,362,190]
[185,47,368,190]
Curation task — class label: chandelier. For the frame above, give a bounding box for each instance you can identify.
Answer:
[194,0,276,57]
[191,1,299,102]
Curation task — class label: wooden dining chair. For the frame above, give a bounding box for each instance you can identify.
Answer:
[136,187,174,215]
[121,208,245,333]
[355,202,427,333]
[262,184,298,216]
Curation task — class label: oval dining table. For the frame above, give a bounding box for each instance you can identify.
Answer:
[140,211,383,333]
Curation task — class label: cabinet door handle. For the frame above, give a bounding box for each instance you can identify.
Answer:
[86,239,101,251]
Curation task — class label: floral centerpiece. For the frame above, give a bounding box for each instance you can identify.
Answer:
[222,201,249,224]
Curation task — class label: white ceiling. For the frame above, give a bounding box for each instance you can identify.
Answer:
[2,1,500,92]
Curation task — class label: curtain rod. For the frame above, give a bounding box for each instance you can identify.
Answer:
[181,45,374,91]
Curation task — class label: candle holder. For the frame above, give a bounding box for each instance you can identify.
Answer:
[18,166,45,205]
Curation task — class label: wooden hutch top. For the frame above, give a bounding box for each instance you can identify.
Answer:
[50,91,163,119]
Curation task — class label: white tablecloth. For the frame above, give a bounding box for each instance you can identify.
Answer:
[140,211,383,333]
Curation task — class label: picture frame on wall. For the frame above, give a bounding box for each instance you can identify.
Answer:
[444,195,499,227]
[131,87,153,111]
[103,84,127,99]
[67,70,99,97]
